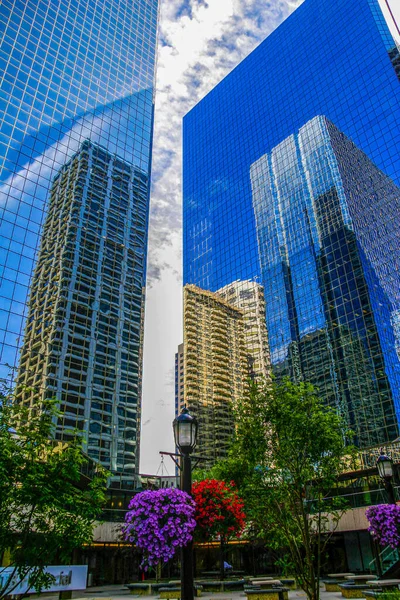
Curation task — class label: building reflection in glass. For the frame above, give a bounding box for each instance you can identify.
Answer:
[0,0,159,475]
[15,140,147,474]
[251,116,400,447]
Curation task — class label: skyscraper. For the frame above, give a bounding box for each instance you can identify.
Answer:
[183,0,400,445]
[251,115,400,446]
[0,0,159,472]
[216,280,270,381]
[16,140,148,473]
[183,284,248,467]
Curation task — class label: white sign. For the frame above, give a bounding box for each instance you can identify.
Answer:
[0,565,88,595]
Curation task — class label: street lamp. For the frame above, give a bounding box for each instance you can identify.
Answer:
[173,406,198,600]
[377,451,396,504]
[173,406,198,456]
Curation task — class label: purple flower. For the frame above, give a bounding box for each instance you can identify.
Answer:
[366,504,400,548]
[122,488,197,568]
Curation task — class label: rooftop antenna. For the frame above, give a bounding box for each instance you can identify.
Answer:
[384,0,400,38]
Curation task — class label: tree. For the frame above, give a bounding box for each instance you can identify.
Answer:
[192,479,245,579]
[0,384,108,599]
[209,379,356,600]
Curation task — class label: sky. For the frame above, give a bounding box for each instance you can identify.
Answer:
[139,0,400,476]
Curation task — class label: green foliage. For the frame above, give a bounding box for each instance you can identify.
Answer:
[207,379,356,600]
[0,381,108,599]
[274,555,295,578]
[376,593,400,600]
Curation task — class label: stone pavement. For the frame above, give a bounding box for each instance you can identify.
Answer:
[33,584,344,600]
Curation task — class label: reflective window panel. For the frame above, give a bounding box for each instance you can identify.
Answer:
[183,0,400,447]
[0,0,159,474]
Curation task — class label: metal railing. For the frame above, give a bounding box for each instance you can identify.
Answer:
[369,545,400,575]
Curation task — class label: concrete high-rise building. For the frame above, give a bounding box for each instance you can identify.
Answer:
[183,0,400,446]
[15,140,147,473]
[0,0,159,473]
[216,280,271,381]
[183,284,248,467]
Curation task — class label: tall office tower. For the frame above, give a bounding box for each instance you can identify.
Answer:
[216,280,271,381]
[0,1,158,472]
[184,284,248,467]
[183,0,400,446]
[15,140,147,473]
[251,116,400,447]
[175,342,185,416]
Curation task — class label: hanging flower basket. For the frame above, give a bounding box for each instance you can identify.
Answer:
[366,504,400,548]
[123,488,196,569]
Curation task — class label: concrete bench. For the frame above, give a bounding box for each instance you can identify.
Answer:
[195,579,244,593]
[159,584,202,598]
[126,584,152,595]
[223,580,245,590]
[245,586,261,591]
[250,580,282,589]
[159,587,180,599]
[151,584,175,594]
[245,587,289,600]
[196,581,222,593]
[280,580,296,590]
[201,570,245,578]
[345,576,377,584]
[363,593,400,599]
[367,580,400,590]
[324,574,356,592]
[324,580,346,592]
[339,583,372,598]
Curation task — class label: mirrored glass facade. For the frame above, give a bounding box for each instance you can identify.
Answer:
[0,0,159,474]
[251,116,400,446]
[183,0,400,445]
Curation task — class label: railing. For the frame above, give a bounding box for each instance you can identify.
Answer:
[369,544,400,575]
[306,485,397,512]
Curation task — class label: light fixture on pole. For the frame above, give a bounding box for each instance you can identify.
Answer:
[173,406,198,600]
[376,451,396,504]
[173,406,198,454]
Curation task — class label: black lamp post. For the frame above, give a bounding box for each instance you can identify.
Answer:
[173,407,198,600]
[377,452,396,504]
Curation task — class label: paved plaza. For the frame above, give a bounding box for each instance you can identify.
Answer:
[33,585,344,600]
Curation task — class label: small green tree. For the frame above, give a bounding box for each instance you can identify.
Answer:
[210,379,356,600]
[0,383,108,599]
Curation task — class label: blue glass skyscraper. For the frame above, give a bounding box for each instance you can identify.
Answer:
[0,0,159,473]
[183,0,400,445]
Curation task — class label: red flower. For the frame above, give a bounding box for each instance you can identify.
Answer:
[191,479,245,542]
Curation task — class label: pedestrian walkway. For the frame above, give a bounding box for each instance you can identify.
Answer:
[33,584,345,600]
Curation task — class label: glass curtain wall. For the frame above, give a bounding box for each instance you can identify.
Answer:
[0,0,159,474]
